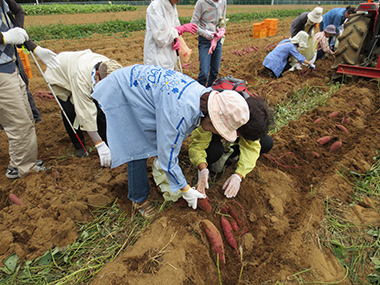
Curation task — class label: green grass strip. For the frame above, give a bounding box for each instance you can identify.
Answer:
[26,9,308,41]
[23,4,137,15]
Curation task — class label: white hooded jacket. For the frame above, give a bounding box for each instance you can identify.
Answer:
[144,0,180,70]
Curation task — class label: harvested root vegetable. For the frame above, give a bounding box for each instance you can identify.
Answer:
[202,219,226,268]
[329,111,340,117]
[198,197,212,212]
[330,140,342,151]
[353,110,361,116]
[230,220,238,231]
[9,194,23,206]
[313,118,324,123]
[341,117,350,125]
[311,151,320,158]
[317,136,331,145]
[336,124,348,133]
[221,216,240,257]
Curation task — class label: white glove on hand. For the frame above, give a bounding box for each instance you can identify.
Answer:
[309,63,316,70]
[182,187,207,209]
[203,30,214,40]
[197,169,209,194]
[2,27,29,45]
[95,141,111,167]
[34,46,60,69]
[222,174,242,198]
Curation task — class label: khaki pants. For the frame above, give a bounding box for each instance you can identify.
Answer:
[0,68,37,176]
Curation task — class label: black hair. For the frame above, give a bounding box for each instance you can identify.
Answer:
[94,61,103,79]
[237,96,274,141]
[346,6,356,15]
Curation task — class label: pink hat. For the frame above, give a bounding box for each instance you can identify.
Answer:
[208,90,249,142]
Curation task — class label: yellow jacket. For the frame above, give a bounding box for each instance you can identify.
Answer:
[188,126,261,178]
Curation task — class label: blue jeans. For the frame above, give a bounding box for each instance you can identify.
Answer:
[197,35,222,87]
[127,158,150,203]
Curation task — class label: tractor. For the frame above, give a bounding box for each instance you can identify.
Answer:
[331,0,380,80]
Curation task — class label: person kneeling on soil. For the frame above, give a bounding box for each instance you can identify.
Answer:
[189,94,273,198]
[91,65,268,218]
[44,50,122,164]
[263,31,315,79]
[314,24,336,61]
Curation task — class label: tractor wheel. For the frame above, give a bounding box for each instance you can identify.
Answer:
[331,14,371,81]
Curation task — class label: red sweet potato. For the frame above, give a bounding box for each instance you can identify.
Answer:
[353,110,361,116]
[202,219,226,268]
[230,220,238,231]
[220,204,231,214]
[221,216,240,257]
[313,118,324,123]
[317,136,331,145]
[198,197,212,212]
[341,117,350,125]
[336,124,348,133]
[311,151,320,158]
[329,111,340,117]
[330,140,342,151]
[9,194,23,206]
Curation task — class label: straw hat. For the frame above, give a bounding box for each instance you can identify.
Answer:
[99,59,122,79]
[289,31,309,49]
[307,7,323,23]
[207,90,249,142]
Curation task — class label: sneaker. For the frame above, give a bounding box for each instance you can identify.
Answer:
[133,200,157,219]
[6,165,18,179]
[75,148,89,158]
[31,160,46,173]
[6,160,45,179]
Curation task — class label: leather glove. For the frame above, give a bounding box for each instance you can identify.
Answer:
[216,27,226,40]
[34,46,60,69]
[172,39,181,53]
[175,23,198,36]
[182,186,207,209]
[197,169,209,194]
[208,37,218,55]
[95,141,112,167]
[309,63,316,70]
[222,174,242,198]
[2,27,29,45]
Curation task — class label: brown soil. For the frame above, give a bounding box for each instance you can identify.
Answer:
[1,6,379,284]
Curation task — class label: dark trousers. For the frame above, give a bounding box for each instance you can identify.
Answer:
[206,134,274,165]
[57,98,107,150]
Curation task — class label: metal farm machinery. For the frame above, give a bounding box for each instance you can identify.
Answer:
[332,0,380,80]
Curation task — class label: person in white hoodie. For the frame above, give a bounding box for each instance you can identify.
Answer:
[144,0,198,70]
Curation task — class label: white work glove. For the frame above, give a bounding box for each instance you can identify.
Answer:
[309,63,316,70]
[202,30,214,40]
[95,141,111,167]
[182,187,207,210]
[33,46,60,69]
[2,27,29,45]
[197,169,209,194]
[222,174,242,198]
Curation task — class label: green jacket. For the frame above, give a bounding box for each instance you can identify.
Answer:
[188,126,261,178]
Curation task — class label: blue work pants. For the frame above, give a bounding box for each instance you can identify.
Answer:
[127,158,151,203]
[197,35,222,87]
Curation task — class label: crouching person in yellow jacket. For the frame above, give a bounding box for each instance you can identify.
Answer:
[189,95,273,198]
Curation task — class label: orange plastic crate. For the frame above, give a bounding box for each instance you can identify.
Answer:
[253,22,265,39]
[268,28,277,37]
[264,18,278,29]
[17,48,32,78]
